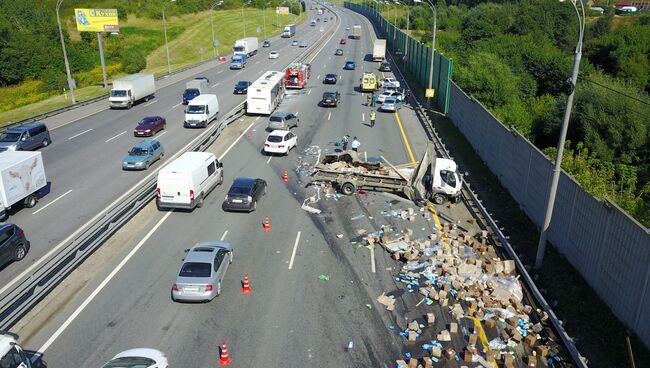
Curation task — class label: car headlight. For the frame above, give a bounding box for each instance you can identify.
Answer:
[135,161,145,166]
[145,129,151,132]
[123,162,128,165]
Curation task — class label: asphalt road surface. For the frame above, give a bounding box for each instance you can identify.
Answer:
[0,7,335,287]
[14,4,464,367]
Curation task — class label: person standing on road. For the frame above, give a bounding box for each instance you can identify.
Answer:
[367,93,372,106]
[341,134,349,151]
[371,92,377,107]
[351,137,361,152]
[370,111,376,128]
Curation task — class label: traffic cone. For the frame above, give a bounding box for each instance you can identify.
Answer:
[219,341,232,366]
[242,273,252,294]
[263,215,272,231]
[282,170,289,182]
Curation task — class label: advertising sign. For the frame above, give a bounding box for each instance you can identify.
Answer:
[75,8,119,32]
[276,6,290,14]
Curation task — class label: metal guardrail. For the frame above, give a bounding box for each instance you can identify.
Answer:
[0,6,340,330]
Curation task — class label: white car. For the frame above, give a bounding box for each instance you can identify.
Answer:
[264,130,297,155]
[380,77,400,89]
[380,97,401,112]
[292,40,299,46]
[345,26,351,30]
[269,51,279,59]
[101,348,168,368]
[377,90,404,104]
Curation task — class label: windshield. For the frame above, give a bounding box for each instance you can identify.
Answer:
[139,118,157,125]
[384,98,396,104]
[236,82,249,87]
[326,74,335,78]
[187,105,205,114]
[102,357,157,368]
[184,88,199,95]
[323,93,335,99]
[267,135,283,143]
[440,170,457,187]
[179,262,211,278]
[233,46,245,52]
[129,147,149,156]
[0,132,21,142]
[269,116,284,122]
[110,90,127,97]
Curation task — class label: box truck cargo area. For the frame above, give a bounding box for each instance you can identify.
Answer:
[0,151,48,221]
[109,74,155,109]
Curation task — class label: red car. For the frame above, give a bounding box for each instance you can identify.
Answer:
[340,38,347,45]
[134,116,166,137]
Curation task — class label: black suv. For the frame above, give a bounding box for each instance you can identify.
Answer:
[379,62,391,72]
[234,81,252,94]
[321,91,341,107]
[0,224,29,268]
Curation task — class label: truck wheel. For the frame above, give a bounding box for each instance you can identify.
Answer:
[24,195,37,208]
[340,182,356,196]
[432,193,446,205]
[13,244,27,261]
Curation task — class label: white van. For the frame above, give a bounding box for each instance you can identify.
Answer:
[156,152,224,210]
[184,94,219,128]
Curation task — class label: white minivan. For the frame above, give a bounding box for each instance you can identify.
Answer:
[184,94,219,128]
[156,152,224,210]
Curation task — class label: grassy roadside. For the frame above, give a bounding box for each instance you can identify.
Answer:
[0,8,303,127]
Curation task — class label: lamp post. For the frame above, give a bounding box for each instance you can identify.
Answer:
[414,0,436,109]
[241,2,247,37]
[210,1,224,58]
[56,0,76,104]
[395,0,409,59]
[535,0,586,270]
[263,2,271,40]
[162,0,176,75]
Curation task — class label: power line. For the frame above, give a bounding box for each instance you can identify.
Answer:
[580,76,650,107]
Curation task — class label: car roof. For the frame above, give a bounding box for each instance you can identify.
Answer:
[7,122,45,132]
[323,91,338,95]
[111,348,167,363]
[231,177,257,188]
[236,81,250,84]
[270,111,292,118]
[142,116,161,120]
[268,129,290,136]
[133,140,158,148]
[185,241,232,262]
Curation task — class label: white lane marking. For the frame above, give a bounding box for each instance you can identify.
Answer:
[220,230,229,241]
[364,151,367,161]
[362,113,365,121]
[255,61,260,65]
[68,129,93,140]
[32,190,73,215]
[370,244,376,273]
[218,70,224,74]
[156,131,167,138]
[288,231,302,270]
[255,116,260,121]
[317,75,321,79]
[323,64,326,68]
[143,100,158,107]
[327,111,331,121]
[266,156,272,164]
[172,102,182,108]
[219,120,256,161]
[307,89,311,95]
[211,83,220,88]
[295,111,299,116]
[39,210,173,353]
[105,131,127,143]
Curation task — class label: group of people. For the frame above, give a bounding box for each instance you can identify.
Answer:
[340,135,361,152]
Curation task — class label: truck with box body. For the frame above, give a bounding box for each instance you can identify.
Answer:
[310,145,461,204]
[372,39,387,61]
[156,152,224,210]
[109,74,155,109]
[182,79,208,105]
[282,24,296,38]
[247,71,285,115]
[233,37,259,57]
[184,94,219,128]
[230,54,247,69]
[0,151,47,221]
[352,25,362,39]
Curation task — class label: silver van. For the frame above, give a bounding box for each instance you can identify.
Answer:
[267,111,299,131]
[0,122,52,151]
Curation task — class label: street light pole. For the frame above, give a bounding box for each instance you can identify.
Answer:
[535,0,586,270]
[414,0,436,109]
[241,3,247,37]
[56,0,76,104]
[162,2,174,75]
[211,1,224,58]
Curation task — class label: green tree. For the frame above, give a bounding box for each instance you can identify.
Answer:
[454,51,520,108]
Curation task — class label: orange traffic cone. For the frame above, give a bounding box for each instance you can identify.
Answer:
[263,215,272,231]
[242,273,252,294]
[282,170,289,182]
[219,341,232,366]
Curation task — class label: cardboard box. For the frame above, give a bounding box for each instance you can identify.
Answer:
[449,322,458,333]
[464,350,474,363]
[503,354,515,368]
[409,331,417,342]
[427,313,435,325]
[527,355,537,367]
[484,319,496,329]
[444,349,456,360]
[422,357,433,368]
[409,320,420,331]
[408,358,418,368]
[396,360,409,368]
[535,345,549,357]
[468,334,478,346]
[431,346,442,358]
[524,334,537,347]
[437,330,451,342]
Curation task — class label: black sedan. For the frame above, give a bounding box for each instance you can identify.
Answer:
[379,62,391,72]
[323,73,337,84]
[321,91,341,107]
[234,81,252,94]
[222,178,267,212]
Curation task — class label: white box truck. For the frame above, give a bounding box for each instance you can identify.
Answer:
[282,24,296,38]
[373,39,386,61]
[109,73,155,109]
[156,152,224,210]
[0,151,47,221]
[233,37,259,57]
[184,94,219,128]
[352,25,362,39]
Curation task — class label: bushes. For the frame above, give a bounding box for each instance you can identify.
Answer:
[121,50,148,74]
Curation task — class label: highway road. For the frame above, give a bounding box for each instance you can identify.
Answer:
[13,4,442,366]
[0,7,336,286]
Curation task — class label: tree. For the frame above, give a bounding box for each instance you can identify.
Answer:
[454,51,520,108]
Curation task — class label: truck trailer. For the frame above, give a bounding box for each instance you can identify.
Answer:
[109,74,155,109]
[0,151,48,221]
[285,63,311,89]
[233,37,259,57]
[282,24,296,38]
[310,145,461,204]
[372,39,387,62]
[352,25,362,39]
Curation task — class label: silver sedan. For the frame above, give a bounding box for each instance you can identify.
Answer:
[171,241,233,302]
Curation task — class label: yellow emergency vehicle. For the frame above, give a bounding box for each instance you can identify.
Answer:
[360,72,378,92]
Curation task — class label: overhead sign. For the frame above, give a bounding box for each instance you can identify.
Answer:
[425,88,435,98]
[75,8,119,32]
[276,6,290,14]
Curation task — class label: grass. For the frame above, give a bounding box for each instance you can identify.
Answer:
[0,8,304,127]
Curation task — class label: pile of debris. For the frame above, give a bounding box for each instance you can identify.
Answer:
[366,214,561,368]
[314,152,413,177]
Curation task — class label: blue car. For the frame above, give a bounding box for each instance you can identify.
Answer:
[122,140,164,170]
[344,61,356,70]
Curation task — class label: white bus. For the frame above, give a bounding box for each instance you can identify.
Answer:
[247,71,285,115]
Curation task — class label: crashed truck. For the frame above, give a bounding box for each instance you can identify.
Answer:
[310,145,461,204]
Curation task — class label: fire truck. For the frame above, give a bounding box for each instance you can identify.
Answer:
[285,63,311,89]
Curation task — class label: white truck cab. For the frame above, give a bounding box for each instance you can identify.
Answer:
[429,158,462,204]
[0,331,32,368]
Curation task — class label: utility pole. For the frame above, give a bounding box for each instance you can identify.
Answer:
[56,0,76,104]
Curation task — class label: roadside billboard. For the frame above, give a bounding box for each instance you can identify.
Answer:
[74,8,119,32]
[276,6,290,14]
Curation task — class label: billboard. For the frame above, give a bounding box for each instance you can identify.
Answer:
[276,6,290,14]
[74,8,119,32]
